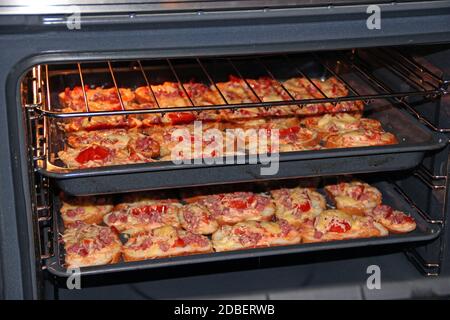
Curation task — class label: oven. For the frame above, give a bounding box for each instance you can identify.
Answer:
[1,0,450,300]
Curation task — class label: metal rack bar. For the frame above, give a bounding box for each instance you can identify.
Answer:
[380,48,443,89]
[36,54,445,119]
[26,67,55,268]
[368,49,438,91]
[255,57,297,102]
[419,163,449,180]
[227,58,263,103]
[107,61,126,111]
[36,89,443,119]
[346,53,450,132]
[283,54,329,99]
[196,58,229,105]
[414,169,447,190]
[311,53,362,98]
[77,63,90,113]
[137,60,161,109]
[405,250,440,276]
[32,65,42,105]
[391,48,444,84]
[392,183,444,225]
[166,59,196,108]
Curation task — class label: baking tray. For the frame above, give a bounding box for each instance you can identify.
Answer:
[39,99,448,196]
[45,180,442,277]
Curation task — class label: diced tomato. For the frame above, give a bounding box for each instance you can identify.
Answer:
[78,248,89,257]
[229,75,242,83]
[279,126,300,138]
[384,208,393,219]
[173,238,185,247]
[75,145,110,164]
[332,85,338,95]
[64,87,71,99]
[329,220,351,233]
[168,112,196,125]
[403,215,414,223]
[229,195,256,209]
[297,201,311,212]
[110,226,120,235]
[229,200,248,209]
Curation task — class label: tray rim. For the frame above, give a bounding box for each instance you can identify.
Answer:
[39,136,448,179]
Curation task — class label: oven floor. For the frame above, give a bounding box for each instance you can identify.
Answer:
[50,248,450,300]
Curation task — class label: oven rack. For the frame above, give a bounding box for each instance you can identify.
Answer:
[35,49,447,119]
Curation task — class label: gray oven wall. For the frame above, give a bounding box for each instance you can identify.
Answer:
[0,1,450,299]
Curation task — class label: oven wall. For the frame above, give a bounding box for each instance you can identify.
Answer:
[1,2,450,299]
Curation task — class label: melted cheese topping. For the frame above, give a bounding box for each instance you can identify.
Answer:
[316,113,359,131]
[68,130,131,149]
[334,195,361,208]
[314,210,353,233]
[62,223,118,250]
[60,198,113,219]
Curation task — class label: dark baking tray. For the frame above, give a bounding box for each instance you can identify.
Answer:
[45,180,441,277]
[39,99,448,196]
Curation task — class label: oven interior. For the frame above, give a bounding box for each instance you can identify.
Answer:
[20,45,450,299]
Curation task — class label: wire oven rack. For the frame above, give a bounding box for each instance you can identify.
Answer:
[36,48,447,119]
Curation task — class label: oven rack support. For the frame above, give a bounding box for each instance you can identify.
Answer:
[25,66,55,269]
[394,166,448,276]
[35,50,447,119]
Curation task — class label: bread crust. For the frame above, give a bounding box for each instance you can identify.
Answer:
[325,130,398,149]
[368,205,417,234]
[123,247,213,262]
[122,226,212,261]
[178,203,219,235]
[298,209,388,243]
[60,198,113,227]
[211,221,301,252]
[63,221,123,268]
[103,201,181,234]
[185,192,276,225]
[324,181,382,216]
[271,187,326,226]
[300,223,386,243]
[65,239,122,268]
[214,204,275,225]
